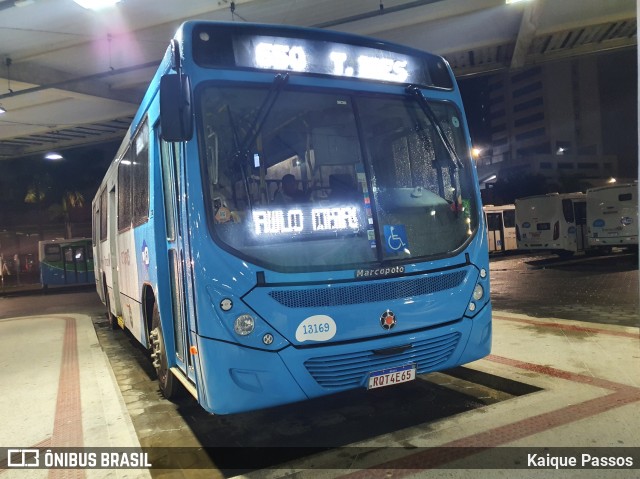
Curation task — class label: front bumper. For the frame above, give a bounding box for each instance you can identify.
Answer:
[195,302,491,414]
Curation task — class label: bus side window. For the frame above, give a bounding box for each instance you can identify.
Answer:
[562,199,575,223]
[45,244,61,262]
[619,193,633,201]
[75,248,86,261]
[503,210,515,228]
[486,213,501,231]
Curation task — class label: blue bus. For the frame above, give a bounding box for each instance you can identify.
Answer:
[92,21,491,415]
[39,238,95,288]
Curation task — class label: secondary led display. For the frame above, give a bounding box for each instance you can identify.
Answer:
[252,206,360,236]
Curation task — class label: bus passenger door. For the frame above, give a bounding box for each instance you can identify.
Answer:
[574,201,588,252]
[62,246,78,284]
[486,212,504,252]
[62,244,89,284]
[108,188,123,316]
[93,202,102,297]
[502,209,517,250]
[160,138,194,384]
[75,245,88,284]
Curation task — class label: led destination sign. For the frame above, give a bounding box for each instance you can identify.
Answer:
[192,24,453,88]
[252,206,360,236]
[250,38,410,83]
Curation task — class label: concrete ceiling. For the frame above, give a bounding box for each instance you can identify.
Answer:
[0,0,636,159]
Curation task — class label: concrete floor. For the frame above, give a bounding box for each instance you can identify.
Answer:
[0,252,638,477]
[0,310,638,478]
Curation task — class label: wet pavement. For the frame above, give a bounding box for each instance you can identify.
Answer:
[93,313,537,477]
[1,251,638,477]
[489,251,638,327]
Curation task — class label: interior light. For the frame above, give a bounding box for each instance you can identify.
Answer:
[44,152,63,161]
[0,105,6,114]
[608,177,617,184]
[73,0,121,10]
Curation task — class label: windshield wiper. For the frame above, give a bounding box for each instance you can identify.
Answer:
[405,85,464,170]
[231,73,289,208]
[237,73,289,158]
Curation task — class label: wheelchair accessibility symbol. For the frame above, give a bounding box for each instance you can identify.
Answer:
[384,225,409,254]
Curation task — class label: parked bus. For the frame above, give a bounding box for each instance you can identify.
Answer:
[515,192,587,255]
[39,238,95,287]
[586,182,638,253]
[483,204,516,253]
[92,21,491,414]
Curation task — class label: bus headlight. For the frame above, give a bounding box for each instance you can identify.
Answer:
[473,283,484,301]
[234,314,255,336]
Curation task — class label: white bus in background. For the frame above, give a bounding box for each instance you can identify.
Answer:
[484,204,517,253]
[515,192,587,256]
[586,182,638,253]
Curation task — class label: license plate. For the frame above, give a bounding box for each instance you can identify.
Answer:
[368,364,416,389]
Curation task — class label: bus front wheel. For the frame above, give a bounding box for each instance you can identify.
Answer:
[150,304,179,399]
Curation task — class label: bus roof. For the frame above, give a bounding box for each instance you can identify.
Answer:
[483,204,515,211]
[515,192,585,202]
[586,181,638,193]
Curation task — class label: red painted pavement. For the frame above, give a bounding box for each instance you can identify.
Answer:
[336,316,640,477]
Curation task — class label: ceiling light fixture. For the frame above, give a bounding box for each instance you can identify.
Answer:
[73,0,121,10]
[44,152,63,161]
[0,105,6,114]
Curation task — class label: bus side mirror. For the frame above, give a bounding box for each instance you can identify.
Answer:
[160,73,193,142]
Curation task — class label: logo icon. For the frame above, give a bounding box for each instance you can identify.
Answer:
[7,449,39,468]
[380,310,396,331]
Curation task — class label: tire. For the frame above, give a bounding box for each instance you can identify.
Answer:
[150,303,179,399]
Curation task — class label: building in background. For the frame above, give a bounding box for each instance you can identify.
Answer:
[475,51,636,199]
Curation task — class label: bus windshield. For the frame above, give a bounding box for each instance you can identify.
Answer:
[199,85,478,273]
